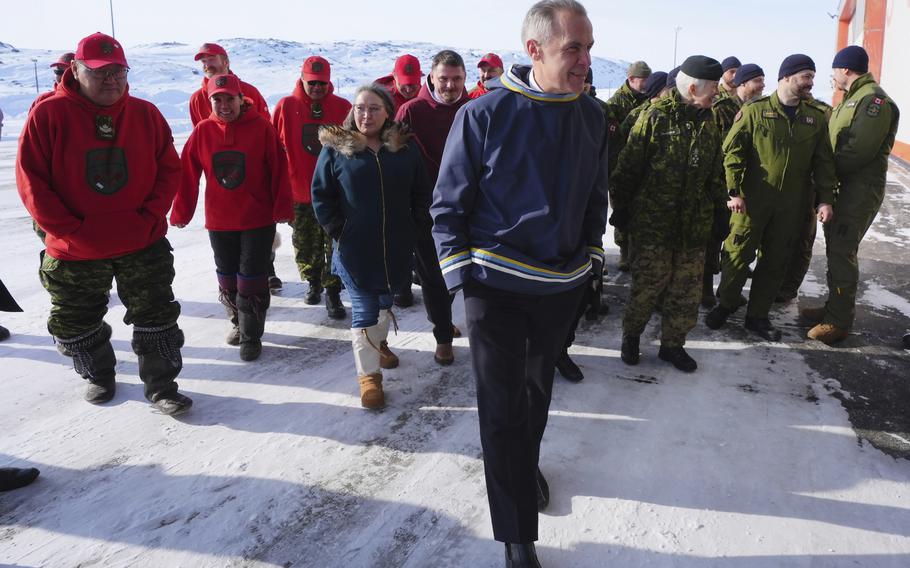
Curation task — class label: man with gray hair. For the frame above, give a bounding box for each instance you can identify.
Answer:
[432,1,608,565]
[610,55,726,371]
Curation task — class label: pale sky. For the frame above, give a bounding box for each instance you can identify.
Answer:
[5,0,842,79]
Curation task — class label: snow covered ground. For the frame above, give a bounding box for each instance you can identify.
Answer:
[1,37,908,568]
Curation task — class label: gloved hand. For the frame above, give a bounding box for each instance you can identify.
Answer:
[608,209,630,231]
[711,206,731,241]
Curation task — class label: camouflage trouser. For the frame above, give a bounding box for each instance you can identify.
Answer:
[39,238,181,339]
[291,202,340,291]
[821,179,886,328]
[623,244,704,347]
[33,219,47,243]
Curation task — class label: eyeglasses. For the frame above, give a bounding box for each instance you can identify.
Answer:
[353,104,385,116]
[307,80,327,87]
[80,66,129,81]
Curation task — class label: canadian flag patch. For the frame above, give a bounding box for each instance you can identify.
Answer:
[873,97,884,105]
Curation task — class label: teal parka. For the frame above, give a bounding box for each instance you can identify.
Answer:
[611,89,727,250]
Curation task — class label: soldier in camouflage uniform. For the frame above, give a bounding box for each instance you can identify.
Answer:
[618,71,669,141]
[16,33,192,416]
[706,54,837,342]
[716,56,741,101]
[607,60,651,271]
[802,46,900,344]
[704,63,766,307]
[610,56,726,372]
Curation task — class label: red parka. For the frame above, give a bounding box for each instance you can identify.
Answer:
[189,73,269,126]
[468,81,489,99]
[16,68,180,261]
[272,80,351,204]
[29,83,60,113]
[172,106,293,231]
[394,83,470,185]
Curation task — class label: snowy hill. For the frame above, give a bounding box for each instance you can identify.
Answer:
[0,38,629,133]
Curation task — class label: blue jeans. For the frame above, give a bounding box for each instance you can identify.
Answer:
[346,287,392,329]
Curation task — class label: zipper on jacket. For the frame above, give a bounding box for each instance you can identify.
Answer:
[371,150,393,291]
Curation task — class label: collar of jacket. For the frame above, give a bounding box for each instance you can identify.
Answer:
[206,103,258,145]
[292,78,336,102]
[496,64,581,103]
[419,82,469,107]
[622,80,649,103]
[661,87,712,121]
[59,66,130,115]
[845,72,875,98]
[318,122,412,158]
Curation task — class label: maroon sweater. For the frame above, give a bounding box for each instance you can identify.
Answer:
[394,83,469,185]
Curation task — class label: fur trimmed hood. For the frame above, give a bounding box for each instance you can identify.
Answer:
[318,122,412,157]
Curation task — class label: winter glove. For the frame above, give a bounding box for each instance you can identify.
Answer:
[608,209,630,231]
[711,206,731,242]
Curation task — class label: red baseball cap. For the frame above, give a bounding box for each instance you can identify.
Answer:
[302,56,331,82]
[195,42,228,61]
[75,33,128,69]
[207,74,242,97]
[50,52,76,69]
[478,53,503,69]
[393,54,423,86]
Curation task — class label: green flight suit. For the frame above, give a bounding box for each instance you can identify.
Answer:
[717,91,837,318]
[819,74,900,328]
[778,97,834,298]
[612,90,726,346]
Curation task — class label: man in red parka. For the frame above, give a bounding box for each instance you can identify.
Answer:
[272,56,352,318]
[374,54,424,111]
[395,49,470,365]
[16,32,192,416]
[30,52,76,112]
[468,52,504,99]
[189,42,269,127]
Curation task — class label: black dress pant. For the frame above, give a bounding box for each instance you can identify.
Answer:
[414,227,455,344]
[464,279,586,543]
[208,224,277,277]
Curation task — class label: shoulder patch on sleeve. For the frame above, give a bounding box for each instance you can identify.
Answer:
[734,110,743,123]
[867,102,882,117]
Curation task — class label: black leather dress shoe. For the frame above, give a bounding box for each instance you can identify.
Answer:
[505,542,542,568]
[536,467,549,511]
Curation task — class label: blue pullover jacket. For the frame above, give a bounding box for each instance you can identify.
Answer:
[431,64,609,295]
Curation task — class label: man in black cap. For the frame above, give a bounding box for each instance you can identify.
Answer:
[801,45,900,344]
[706,54,837,342]
[610,55,727,371]
[703,63,765,307]
[718,56,741,100]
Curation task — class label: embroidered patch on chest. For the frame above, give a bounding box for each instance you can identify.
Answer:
[800,115,816,125]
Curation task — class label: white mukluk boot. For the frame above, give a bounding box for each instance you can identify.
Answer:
[352,324,385,409]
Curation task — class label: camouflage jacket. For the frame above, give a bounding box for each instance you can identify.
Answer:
[606,80,648,124]
[611,89,726,250]
[712,92,744,140]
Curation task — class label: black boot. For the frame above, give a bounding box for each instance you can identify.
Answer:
[56,322,116,404]
[705,304,734,330]
[555,351,583,382]
[217,272,240,346]
[0,467,40,492]
[238,275,270,361]
[325,286,346,320]
[620,335,640,365]
[504,542,542,568]
[132,324,192,416]
[744,317,782,342]
[304,281,322,305]
[658,345,697,372]
[700,272,716,308]
[536,468,549,511]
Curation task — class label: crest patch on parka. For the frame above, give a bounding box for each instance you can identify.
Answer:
[212,150,246,189]
[85,147,128,195]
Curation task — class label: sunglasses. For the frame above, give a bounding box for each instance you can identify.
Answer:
[307,80,327,87]
[53,69,65,75]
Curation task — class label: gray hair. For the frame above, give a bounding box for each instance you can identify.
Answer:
[521,0,588,48]
[343,83,396,131]
[675,71,711,102]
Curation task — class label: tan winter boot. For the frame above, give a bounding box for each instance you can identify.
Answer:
[352,325,385,409]
[377,309,399,369]
[807,323,849,345]
[358,373,385,409]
